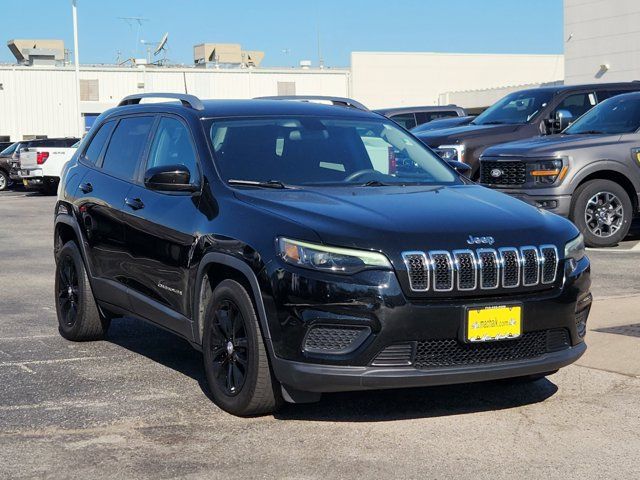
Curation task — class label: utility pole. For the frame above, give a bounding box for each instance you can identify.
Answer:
[72,0,83,136]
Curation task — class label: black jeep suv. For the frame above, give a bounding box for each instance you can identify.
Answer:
[54,93,592,416]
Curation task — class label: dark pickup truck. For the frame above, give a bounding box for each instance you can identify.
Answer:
[414,82,640,178]
[480,92,640,248]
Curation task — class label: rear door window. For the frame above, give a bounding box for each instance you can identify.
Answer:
[389,113,417,130]
[81,121,116,165]
[100,116,154,181]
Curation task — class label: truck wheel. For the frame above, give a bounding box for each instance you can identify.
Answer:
[570,179,632,248]
[43,178,59,196]
[55,241,110,341]
[0,171,8,191]
[203,279,282,416]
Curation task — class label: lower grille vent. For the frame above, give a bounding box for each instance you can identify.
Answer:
[303,326,370,354]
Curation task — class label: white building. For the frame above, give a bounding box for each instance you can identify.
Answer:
[351,52,564,109]
[0,51,565,141]
[564,0,640,83]
[0,65,351,141]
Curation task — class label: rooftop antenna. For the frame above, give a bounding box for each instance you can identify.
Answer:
[153,32,169,65]
[118,16,149,58]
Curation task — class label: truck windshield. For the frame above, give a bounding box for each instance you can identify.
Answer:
[208,117,459,187]
[472,90,554,126]
[565,95,640,135]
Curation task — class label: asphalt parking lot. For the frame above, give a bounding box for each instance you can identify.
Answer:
[1,190,639,480]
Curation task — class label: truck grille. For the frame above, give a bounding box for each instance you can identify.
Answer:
[480,160,527,185]
[402,245,558,293]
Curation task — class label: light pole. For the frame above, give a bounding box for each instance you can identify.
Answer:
[72,0,83,136]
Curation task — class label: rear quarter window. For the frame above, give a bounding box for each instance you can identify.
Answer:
[81,121,116,165]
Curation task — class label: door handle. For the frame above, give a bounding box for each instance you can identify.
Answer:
[124,197,144,210]
[79,182,93,193]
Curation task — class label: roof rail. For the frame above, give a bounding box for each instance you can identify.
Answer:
[118,93,205,111]
[255,95,369,111]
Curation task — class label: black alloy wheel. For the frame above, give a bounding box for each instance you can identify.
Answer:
[202,279,281,416]
[57,255,80,328]
[54,241,110,341]
[208,299,249,396]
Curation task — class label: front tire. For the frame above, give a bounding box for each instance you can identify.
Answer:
[570,179,632,248]
[203,279,281,416]
[55,241,110,341]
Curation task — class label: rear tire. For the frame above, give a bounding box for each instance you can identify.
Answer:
[203,279,281,416]
[570,179,632,248]
[55,241,110,341]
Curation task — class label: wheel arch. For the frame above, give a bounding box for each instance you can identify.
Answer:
[193,253,274,355]
[572,167,639,213]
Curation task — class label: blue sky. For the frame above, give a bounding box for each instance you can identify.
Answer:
[0,0,563,67]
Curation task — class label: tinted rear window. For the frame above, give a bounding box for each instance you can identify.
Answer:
[101,116,154,181]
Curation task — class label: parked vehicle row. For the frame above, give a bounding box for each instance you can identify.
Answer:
[414,82,640,178]
[0,138,79,192]
[479,92,640,247]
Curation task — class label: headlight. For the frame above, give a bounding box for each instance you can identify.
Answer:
[434,144,465,162]
[277,237,392,274]
[529,158,567,185]
[564,233,585,272]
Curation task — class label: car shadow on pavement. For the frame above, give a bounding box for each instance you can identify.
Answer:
[275,379,558,422]
[106,316,209,390]
[106,316,559,422]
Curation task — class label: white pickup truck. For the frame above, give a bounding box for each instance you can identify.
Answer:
[19,139,80,194]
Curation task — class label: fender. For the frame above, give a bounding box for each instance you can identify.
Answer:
[192,252,275,357]
[570,159,640,200]
[54,208,94,277]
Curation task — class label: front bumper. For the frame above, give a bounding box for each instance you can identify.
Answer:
[487,188,572,217]
[272,343,585,392]
[263,256,591,393]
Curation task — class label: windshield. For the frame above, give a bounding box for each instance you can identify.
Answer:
[472,90,554,126]
[0,143,18,156]
[565,95,640,135]
[208,117,458,186]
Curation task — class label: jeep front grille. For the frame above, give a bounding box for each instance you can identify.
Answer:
[402,245,558,293]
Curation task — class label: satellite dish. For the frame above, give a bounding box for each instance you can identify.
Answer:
[154,32,169,56]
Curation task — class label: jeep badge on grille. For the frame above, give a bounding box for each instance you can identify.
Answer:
[467,235,495,245]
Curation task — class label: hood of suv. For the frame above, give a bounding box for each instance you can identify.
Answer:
[414,123,522,147]
[234,185,576,254]
[482,133,623,158]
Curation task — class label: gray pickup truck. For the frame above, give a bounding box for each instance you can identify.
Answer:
[479,92,640,248]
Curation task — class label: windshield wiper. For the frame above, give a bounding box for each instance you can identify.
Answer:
[571,130,604,135]
[227,179,289,189]
[360,180,394,187]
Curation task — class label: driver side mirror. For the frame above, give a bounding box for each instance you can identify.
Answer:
[144,164,197,192]
[447,160,472,178]
[554,109,575,133]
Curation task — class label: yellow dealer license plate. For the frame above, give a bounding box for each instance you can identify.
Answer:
[466,305,522,342]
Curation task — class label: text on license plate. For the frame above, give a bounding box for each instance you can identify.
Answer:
[467,305,522,342]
